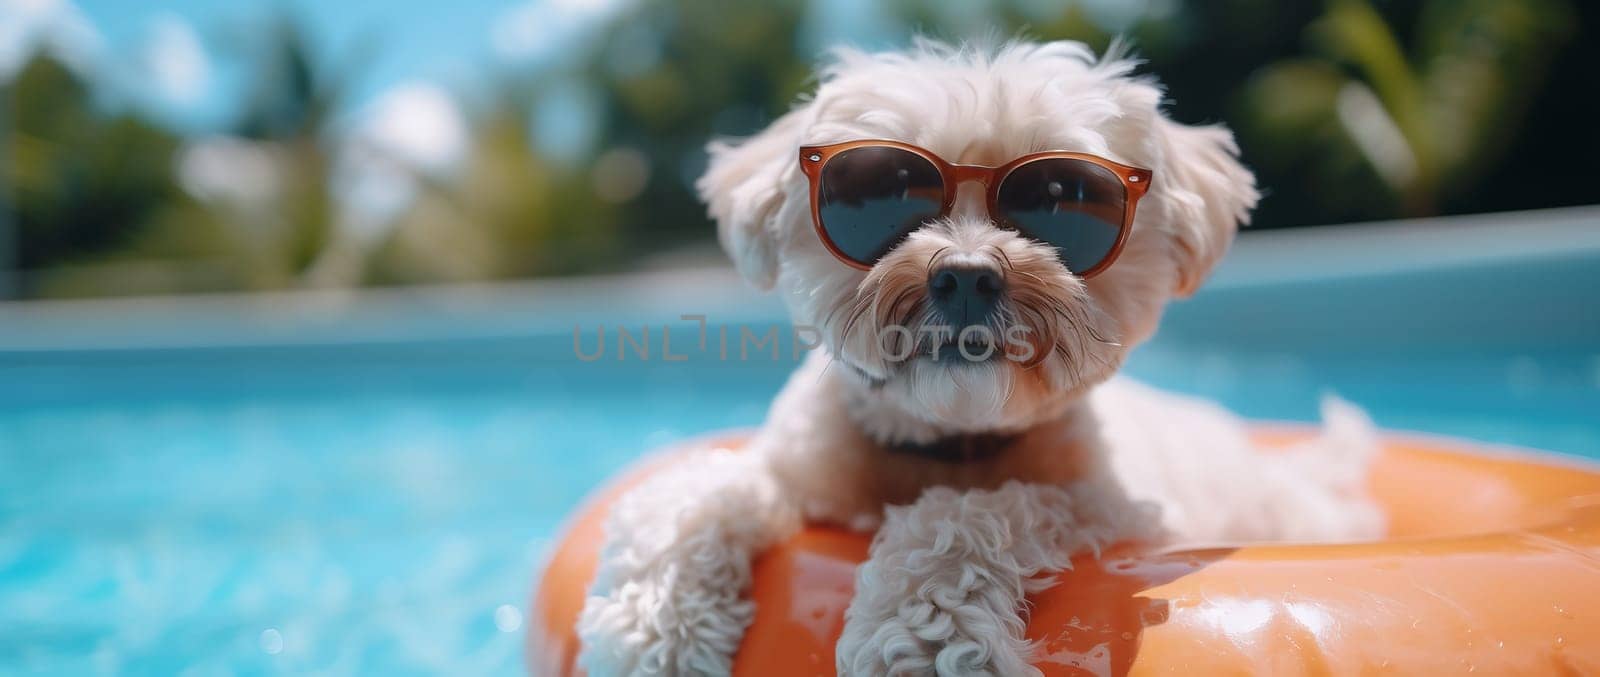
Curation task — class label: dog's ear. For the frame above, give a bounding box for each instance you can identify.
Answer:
[696,108,808,291]
[1153,117,1259,297]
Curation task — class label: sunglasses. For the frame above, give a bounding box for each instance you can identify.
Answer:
[798,140,1152,277]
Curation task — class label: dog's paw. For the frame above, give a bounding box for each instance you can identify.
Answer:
[834,597,928,676]
[835,593,1040,677]
[835,481,1157,676]
[575,449,799,676]
[576,579,752,676]
[834,489,1048,677]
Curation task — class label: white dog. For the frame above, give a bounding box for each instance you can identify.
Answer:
[575,40,1382,676]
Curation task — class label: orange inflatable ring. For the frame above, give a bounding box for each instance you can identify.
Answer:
[528,430,1600,675]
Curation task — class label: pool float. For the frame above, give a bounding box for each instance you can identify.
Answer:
[528,430,1600,675]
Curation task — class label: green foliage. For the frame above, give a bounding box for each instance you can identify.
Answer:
[5,56,181,271]
[1241,0,1575,219]
[0,0,1591,299]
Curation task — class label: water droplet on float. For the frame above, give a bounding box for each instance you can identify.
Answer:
[494,604,523,633]
[259,628,284,655]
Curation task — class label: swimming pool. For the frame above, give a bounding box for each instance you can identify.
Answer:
[2,209,1597,674]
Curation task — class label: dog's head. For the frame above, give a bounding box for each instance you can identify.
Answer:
[698,40,1257,436]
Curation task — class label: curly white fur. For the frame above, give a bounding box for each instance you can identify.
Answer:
[1096,380,1385,543]
[577,449,799,675]
[575,39,1383,676]
[836,481,1161,676]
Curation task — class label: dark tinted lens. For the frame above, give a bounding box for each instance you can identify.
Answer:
[818,146,944,264]
[996,158,1126,274]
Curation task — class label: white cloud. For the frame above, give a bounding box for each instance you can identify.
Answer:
[143,14,210,106]
[490,0,629,63]
[358,82,469,175]
[0,0,104,79]
[332,82,470,237]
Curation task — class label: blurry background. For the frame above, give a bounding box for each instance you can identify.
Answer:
[3,0,1595,299]
[3,1,1599,674]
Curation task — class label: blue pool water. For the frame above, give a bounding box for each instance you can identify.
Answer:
[2,214,1598,674]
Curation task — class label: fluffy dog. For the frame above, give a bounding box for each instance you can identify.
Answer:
[575,40,1382,676]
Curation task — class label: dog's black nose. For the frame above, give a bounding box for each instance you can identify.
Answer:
[928,265,1004,328]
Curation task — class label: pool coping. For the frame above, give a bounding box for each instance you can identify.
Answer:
[1,205,1596,351]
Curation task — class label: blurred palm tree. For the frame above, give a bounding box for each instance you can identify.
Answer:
[564,0,812,253]
[222,16,365,285]
[365,86,617,284]
[1240,0,1574,220]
